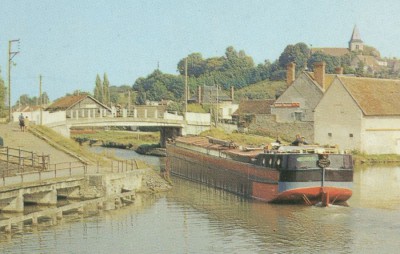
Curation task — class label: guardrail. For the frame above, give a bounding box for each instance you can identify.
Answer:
[0,146,50,170]
[0,161,87,187]
[95,159,145,173]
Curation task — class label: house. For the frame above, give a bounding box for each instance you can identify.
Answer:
[314,76,400,154]
[46,95,112,119]
[189,85,234,104]
[218,103,239,123]
[271,62,336,123]
[189,85,238,123]
[232,99,275,132]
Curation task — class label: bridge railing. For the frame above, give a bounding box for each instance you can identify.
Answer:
[94,159,148,173]
[0,160,87,187]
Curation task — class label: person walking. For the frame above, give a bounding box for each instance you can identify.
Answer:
[18,113,25,131]
[24,116,30,131]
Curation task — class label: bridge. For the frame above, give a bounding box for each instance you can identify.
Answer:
[43,111,212,147]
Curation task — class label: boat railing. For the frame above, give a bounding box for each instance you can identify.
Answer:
[272,145,341,154]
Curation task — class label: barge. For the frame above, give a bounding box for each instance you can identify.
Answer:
[166,136,353,206]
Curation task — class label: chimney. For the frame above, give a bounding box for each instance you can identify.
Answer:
[335,66,343,75]
[197,86,202,104]
[286,62,296,86]
[314,62,326,89]
[230,86,234,101]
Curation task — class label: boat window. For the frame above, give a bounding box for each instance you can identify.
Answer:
[269,158,273,167]
[287,155,318,170]
[262,158,266,166]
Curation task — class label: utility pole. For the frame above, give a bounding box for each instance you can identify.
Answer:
[39,75,43,125]
[184,57,188,119]
[7,39,20,122]
[215,83,219,127]
[128,90,131,116]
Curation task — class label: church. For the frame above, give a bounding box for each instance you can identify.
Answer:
[310,26,387,73]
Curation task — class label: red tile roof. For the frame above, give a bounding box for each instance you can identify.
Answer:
[233,99,275,115]
[46,95,88,111]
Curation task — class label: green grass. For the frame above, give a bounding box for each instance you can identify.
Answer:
[200,128,276,147]
[351,150,400,164]
[31,125,149,168]
[234,80,286,101]
[71,129,160,148]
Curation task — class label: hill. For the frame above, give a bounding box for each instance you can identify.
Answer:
[234,80,286,102]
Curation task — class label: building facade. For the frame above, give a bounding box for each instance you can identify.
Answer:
[271,62,335,123]
[314,76,400,154]
[46,95,112,119]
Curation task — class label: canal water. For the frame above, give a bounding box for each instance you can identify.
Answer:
[1,148,400,253]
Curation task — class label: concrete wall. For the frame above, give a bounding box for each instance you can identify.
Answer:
[13,110,66,125]
[251,114,314,142]
[183,112,211,135]
[219,103,239,121]
[185,112,211,124]
[164,112,184,121]
[361,116,400,154]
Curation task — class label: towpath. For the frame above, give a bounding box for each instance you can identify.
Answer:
[0,122,77,164]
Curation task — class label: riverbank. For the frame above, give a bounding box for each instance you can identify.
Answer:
[0,124,171,192]
[70,126,400,164]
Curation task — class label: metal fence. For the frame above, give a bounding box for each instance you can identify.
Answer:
[0,160,87,187]
[0,146,50,170]
[95,159,145,173]
[0,146,88,187]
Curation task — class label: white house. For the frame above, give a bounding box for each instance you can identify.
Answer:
[314,75,400,154]
[271,62,336,123]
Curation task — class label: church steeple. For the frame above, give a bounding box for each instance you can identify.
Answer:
[349,25,364,52]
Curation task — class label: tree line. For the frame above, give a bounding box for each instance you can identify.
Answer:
[131,43,400,105]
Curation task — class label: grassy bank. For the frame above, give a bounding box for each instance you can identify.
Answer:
[71,129,160,148]
[351,151,400,165]
[199,128,276,147]
[30,125,149,168]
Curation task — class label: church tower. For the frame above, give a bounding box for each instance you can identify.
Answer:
[349,25,364,52]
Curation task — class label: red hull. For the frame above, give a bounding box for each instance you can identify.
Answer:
[272,186,352,205]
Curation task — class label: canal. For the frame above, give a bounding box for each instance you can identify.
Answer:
[1,147,400,253]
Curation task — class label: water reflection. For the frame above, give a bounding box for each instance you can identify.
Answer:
[1,148,400,253]
[352,165,400,209]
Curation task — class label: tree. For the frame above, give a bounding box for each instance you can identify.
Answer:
[103,73,110,105]
[223,46,254,71]
[177,53,206,77]
[308,52,341,73]
[39,92,50,105]
[94,74,103,102]
[278,42,310,72]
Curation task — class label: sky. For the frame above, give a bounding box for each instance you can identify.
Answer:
[1,0,400,105]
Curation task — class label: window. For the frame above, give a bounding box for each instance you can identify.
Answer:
[328,133,332,137]
[349,133,353,138]
[294,112,302,121]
